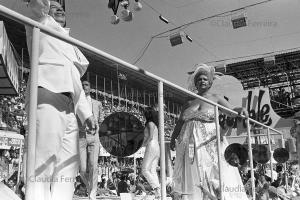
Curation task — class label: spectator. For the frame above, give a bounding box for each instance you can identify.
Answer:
[99,174,108,189]
[117,175,129,196]
[256,175,270,200]
[79,80,103,200]
[134,175,147,196]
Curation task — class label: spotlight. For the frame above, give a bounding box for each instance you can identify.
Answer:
[231,12,247,29]
[169,32,184,47]
[111,15,120,24]
[134,0,142,11]
[185,34,192,43]
[120,0,129,8]
[159,15,169,24]
[121,9,133,21]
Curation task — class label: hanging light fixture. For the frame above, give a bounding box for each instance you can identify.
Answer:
[134,0,142,11]
[169,32,184,47]
[111,15,120,24]
[185,34,193,43]
[120,0,133,21]
[108,0,141,24]
[121,9,133,21]
[159,15,169,24]
[108,0,121,24]
[231,10,247,29]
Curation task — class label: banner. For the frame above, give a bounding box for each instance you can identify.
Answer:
[210,75,292,138]
[0,130,24,149]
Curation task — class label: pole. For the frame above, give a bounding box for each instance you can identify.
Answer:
[158,81,166,200]
[17,140,23,185]
[143,90,146,107]
[95,75,98,101]
[117,71,120,107]
[111,79,113,109]
[125,84,128,111]
[137,89,139,112]
[21,48,24,82]
[25,27,40,200]
[133,155,137,178]
[247,118,256,200]
[266,128,274,182]
[281,135,288,191]
[214,106,223,200]
[104,77,106,103]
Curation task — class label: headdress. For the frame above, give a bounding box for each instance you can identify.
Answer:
[187,63,216,93]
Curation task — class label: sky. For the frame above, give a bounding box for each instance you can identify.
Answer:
[2,0,300,88]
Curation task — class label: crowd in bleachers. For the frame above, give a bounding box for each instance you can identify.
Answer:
[5,80,300,199]
[0,147,24,199]
[0,80,27,133]
[91,89,178,140]
[74,156,175,198]
[269,87,292,109]
[237,160,300,200]
[0,79,179,199]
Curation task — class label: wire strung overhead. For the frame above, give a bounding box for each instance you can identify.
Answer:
[132,0,277,65]
[132,0,219,64]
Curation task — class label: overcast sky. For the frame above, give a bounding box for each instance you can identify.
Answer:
[2,0,300,88]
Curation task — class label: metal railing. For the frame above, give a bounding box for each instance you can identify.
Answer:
[0,5,287,200]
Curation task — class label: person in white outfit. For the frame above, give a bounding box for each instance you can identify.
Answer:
[23,1,95,200]
[142,106,160,198]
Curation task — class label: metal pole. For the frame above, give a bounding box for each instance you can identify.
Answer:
[158,81,166,200]
[111,79,113,109]
[17,140,23,185]
[25,27,40,200]
[266,128,274,182]
[214,106,223,200]
[95,75,98,101]
[117,71,120,107]
[103,77,106,102]
[226,133,282,138]
[143,90,145,107]
[137,89,139,112]
[246,118,256,200]
[133,155,137,178]
[21,48,24,82]
[281,135,288,191]
[125,84,128,111]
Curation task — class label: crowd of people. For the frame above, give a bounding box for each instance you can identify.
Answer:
[74,157,172,198]
[269,87,292,109]
[0,80,27,133]
[0,147,24,199]
[1,1,300,200]
[237,161,300,200]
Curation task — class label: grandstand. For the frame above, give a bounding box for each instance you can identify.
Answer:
[215,51,300,118]
[0,13,185,140]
